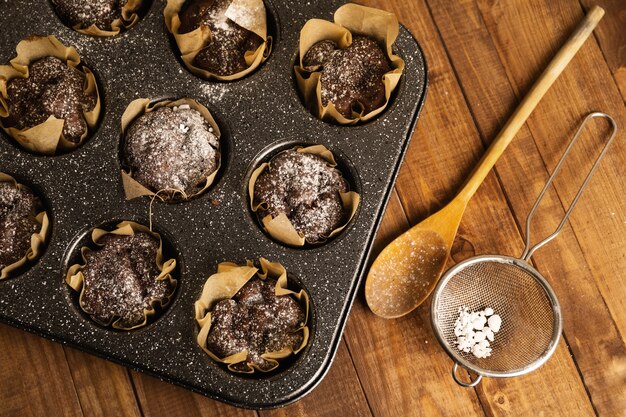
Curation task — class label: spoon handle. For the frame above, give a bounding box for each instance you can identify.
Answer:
[455,5,604,204]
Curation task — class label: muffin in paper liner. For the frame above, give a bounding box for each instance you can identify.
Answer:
[248,144,360,246]
[0,35,101,155]
[294,4,405,125]
[65,221,177,330]
[195,258,310,374]
[52,0,144,37]
[120,98,222,201]
[164,0,271,81]
[0,173,50,280]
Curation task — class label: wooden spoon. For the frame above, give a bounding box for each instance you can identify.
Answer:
[365,6,605,318]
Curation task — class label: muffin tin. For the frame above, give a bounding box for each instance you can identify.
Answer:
[0,0,427,409]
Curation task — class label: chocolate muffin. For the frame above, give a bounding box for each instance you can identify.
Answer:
[51,0,130,31]
[179,0,264,76]
[302,36,391,119]
[79,232,175,328]
[4,56,97,143]
[0,183,42,272]
[124,105,219,198]
[254,150,349,244]
[207,277,305,371]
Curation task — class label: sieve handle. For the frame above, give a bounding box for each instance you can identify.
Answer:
[521,112,618,261]
[452,362,482,388]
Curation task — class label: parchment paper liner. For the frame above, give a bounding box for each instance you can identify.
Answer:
[248,145,360,246]
[120,98,222,201]
[0,173,49,280]
[294,4,405,125]
[0,35,101,155]
[65,221,177,330]
[164,0,271,81]
[195,257,310,373]
[59,0,143,37]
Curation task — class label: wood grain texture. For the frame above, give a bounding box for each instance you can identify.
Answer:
[130,340,371,417]
[357,0,599,415]
[63,348,142,417]
[428,0,626,415]
[260,342,372,417]
[1,1,624,416]
[474,0,626,340]
[344,193,486,417]
[0,324,83,417]
[131,371,257,417]
[580,0,626,103]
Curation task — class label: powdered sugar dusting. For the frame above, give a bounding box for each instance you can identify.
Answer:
[80,232,175,328]
[207,278,305,371]
[51,0,129,30]
[302,36,391,119]
[367,230,447,317]
[6,56,96,143]
[179,0,264,76]
[208,1,231,31]
[225,0,265,36]
[124,106,219,196]
[0,183,40,270]
[254,150,349,244]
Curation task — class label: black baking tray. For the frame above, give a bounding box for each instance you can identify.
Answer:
[0,0,427,409]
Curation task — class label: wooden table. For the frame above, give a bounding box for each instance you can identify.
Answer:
[2,0,625,415]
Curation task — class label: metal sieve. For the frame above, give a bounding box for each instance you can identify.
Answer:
[431,112,618,387]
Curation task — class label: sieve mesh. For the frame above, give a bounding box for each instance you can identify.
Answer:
[433,258,558,375]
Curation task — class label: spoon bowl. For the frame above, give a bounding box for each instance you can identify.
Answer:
[366,198,465,318]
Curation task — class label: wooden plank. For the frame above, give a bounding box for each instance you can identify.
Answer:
[471,0,626,340]
[355,0,598,415]
[344,192,486,417]
[450,0,626,414]
[260,342,372,417]
[579,0,626,103]
[430,0,626,415]
[131,371,257,417]
[131,340,370,417]
[63,348,142,417]
[0,324,83,417]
